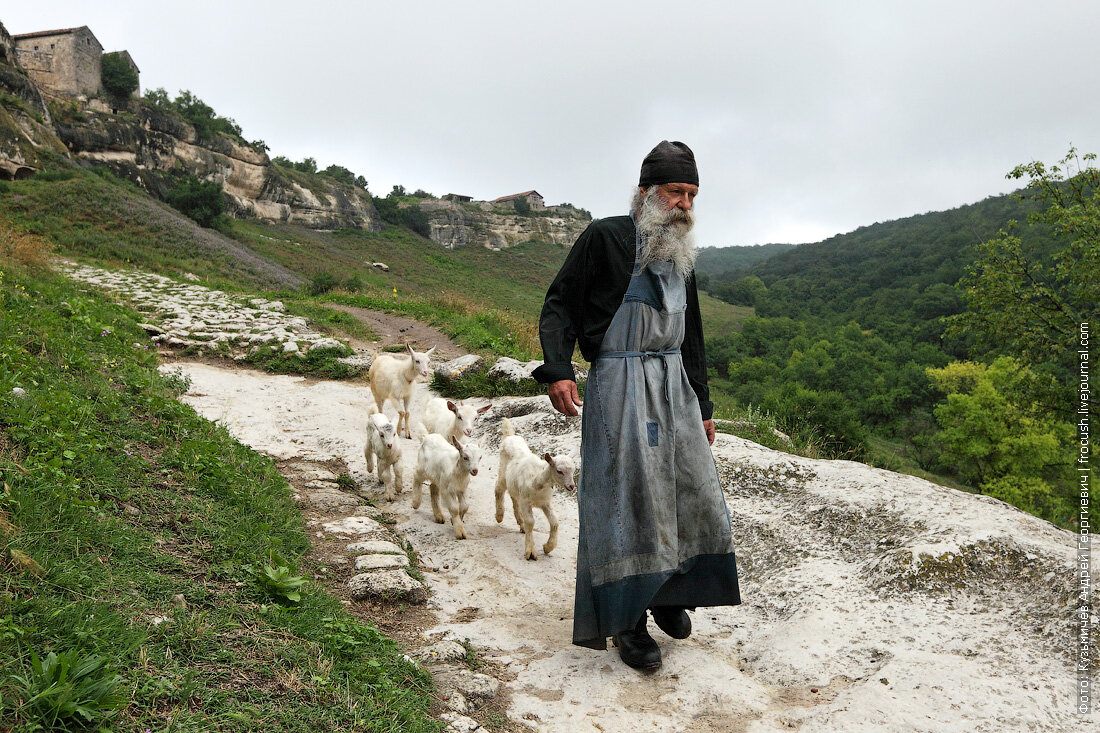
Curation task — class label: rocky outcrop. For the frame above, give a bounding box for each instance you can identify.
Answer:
[0,21,67,178]
[419,198,590,250]
[54,105,383,231]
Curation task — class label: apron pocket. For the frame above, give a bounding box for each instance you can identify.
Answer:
[647,421,659,446]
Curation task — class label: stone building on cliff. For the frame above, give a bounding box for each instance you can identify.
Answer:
[492,190,545,211]
[13,26,139,99]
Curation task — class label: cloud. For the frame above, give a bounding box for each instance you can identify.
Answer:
[8,1,1100,246]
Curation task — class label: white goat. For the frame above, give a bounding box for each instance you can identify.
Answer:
[423,397,492,444]
[412,433,483,539]
[363,406,404,501]
[368,343,434,438]
[494,418,576,560]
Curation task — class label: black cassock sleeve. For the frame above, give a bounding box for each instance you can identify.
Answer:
[531,223,594,384]
[682,272,714,421]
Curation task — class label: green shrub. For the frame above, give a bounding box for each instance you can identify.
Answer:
[165,174,226,228]
[310,271,338,295]
[100,52,139,108]
[143,88,243,142]
[372,196,431,237]
[431,363,579,400]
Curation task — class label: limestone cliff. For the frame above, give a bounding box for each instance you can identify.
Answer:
[419,198,591,250]
[54,105,382,231]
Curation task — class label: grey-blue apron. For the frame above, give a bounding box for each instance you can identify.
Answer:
[573,214,741,650]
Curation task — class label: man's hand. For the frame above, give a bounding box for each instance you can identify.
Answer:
[703,419,715,446]
[548,379,583,416]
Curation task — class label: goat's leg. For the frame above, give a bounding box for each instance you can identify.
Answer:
[520,502,537,560]
[381,458,396,501]
[494,475,508,523]
[363,442,375,474]
[399,395,413,438]
[541,503,559,556]
[512,492,523,530]
[411,469,425,509]
[443,489,466,539]
[458,489,469,520]
[429,483,445,524]
[390,457,405,497]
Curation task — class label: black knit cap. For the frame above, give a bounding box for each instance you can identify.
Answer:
[638,140,698,187]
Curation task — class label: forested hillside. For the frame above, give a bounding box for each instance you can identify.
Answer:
[701,155,1094,529]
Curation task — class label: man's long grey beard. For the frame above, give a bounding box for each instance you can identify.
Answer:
[631,185,697,278]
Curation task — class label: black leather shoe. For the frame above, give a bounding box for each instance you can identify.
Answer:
[611,614,662,671]
[651,606,692,639]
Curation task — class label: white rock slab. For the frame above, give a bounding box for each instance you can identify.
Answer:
[354,553,409,570]
[348,569,427,603]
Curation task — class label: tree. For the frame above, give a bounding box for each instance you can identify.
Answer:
[717,275,767,306]
[100,52,138,109]
[321,164,355,186]
[389,184,407,198]
[293,157,317,174]
[513,196,532,216]
[143,87,170,110]
[926,357,1074,522]
[944,147,1098,422]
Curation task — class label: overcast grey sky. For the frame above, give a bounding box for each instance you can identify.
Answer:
[7,2,1100,247]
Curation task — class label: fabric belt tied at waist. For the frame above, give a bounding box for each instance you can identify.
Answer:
[597,348,682,402]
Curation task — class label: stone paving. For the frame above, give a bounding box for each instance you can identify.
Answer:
[58,260,348,359]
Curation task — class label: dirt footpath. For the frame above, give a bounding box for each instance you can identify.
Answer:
[327,303,466,359]
[164,360,1080,733]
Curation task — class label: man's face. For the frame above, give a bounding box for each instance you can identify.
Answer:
[648,182,698,212]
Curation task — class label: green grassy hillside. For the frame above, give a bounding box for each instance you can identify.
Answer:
[0,241,440,731]
[0,169,751,363]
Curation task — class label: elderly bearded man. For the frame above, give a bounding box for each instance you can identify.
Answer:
[532,141,741,672]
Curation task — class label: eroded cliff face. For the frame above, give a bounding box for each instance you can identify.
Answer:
[0,22,68,178]
[54,106,382,231]
[419,199,590,250]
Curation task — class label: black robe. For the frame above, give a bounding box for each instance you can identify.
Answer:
[531,215,714,421]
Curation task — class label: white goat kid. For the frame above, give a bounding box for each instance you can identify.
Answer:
[368,343,434,438]
[412,434,483,539]
[363,406,404,501]
[494,418,576,560]
[423,397,492,444]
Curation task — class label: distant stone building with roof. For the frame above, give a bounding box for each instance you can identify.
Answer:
[492,190,545,211]
[13,25,139,98]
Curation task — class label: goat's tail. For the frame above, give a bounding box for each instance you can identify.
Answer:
[412,420,429,440]
[500,417,515,438]
[368,402,379,415]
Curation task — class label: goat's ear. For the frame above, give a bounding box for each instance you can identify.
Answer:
[477,403,492,413]
[447,400,458,412]
[405,342,414,355]
[543,453,553,464]
[426,346,436,355]
[451,435,461,449]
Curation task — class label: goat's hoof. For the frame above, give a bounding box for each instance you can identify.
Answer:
[433,516,445,524]
[494,514,504,523]
[543,545,554,555]
[525,551,538,561]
